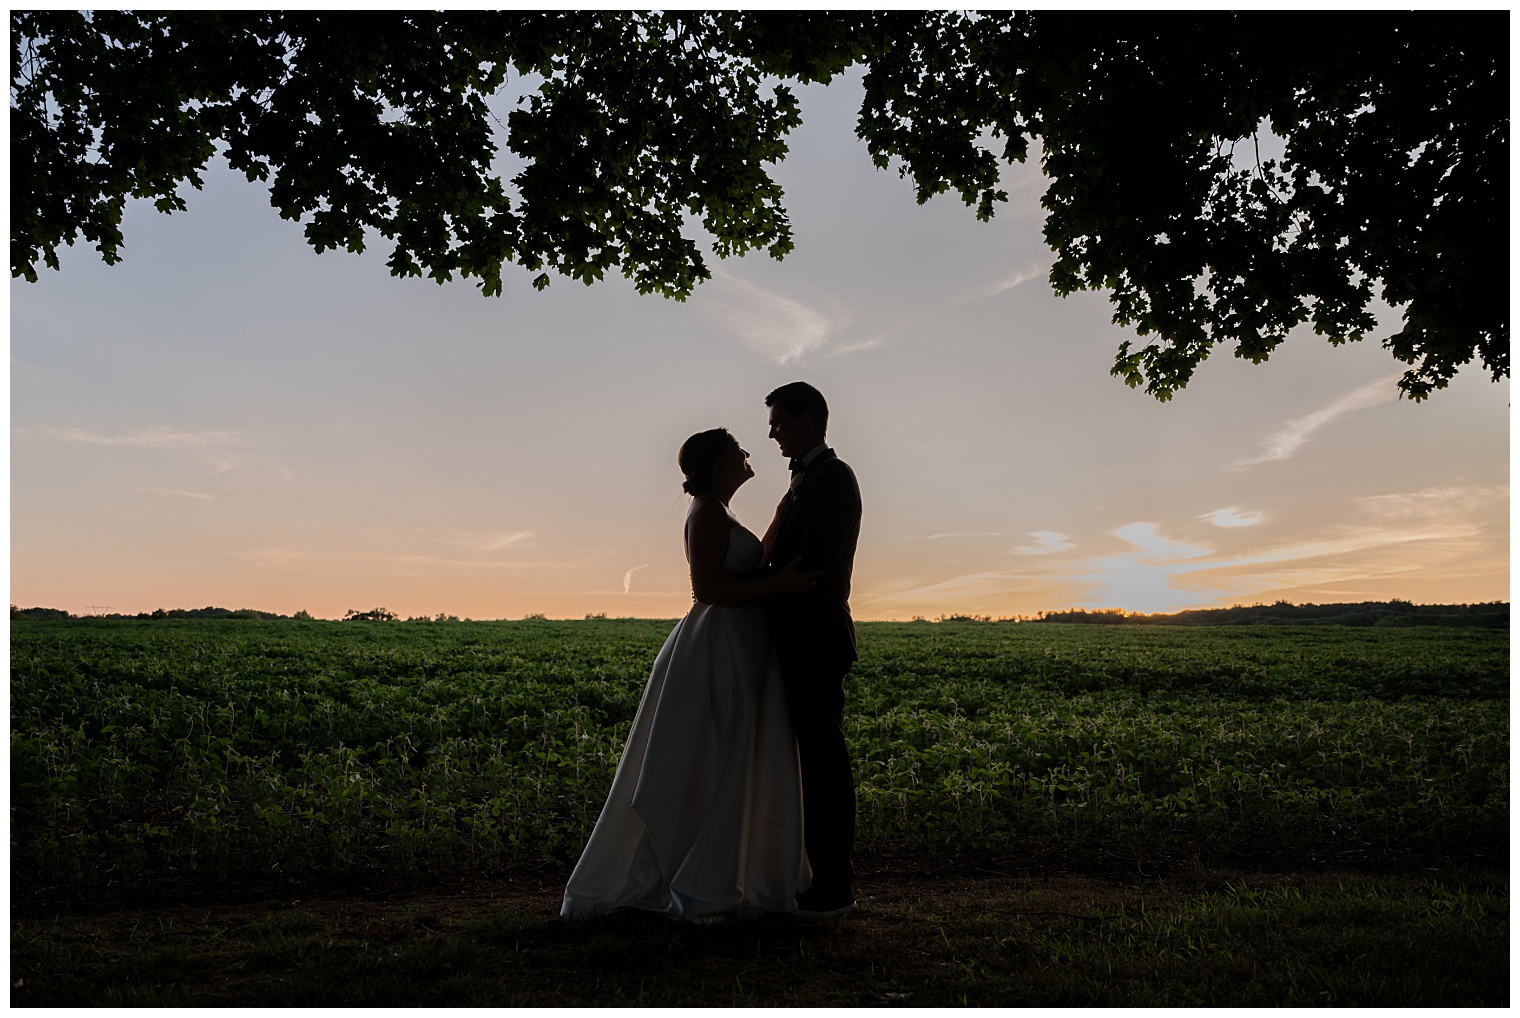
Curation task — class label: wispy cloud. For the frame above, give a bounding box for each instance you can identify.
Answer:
[131,486,213,500]
[866,484,1499,617]
[986,262,1046,297]
[1358,485,1507,519]
[1231,375,1399,469]
[1190,523,1481,573]
[829,260,1049,358]
[480,531,535,552]
[857,570,1043,609]
[1013,530,1075,555]
[40,425,238,448]
[238,547,309,565]
[828,335,891,358]
[622,562,652,594]
[374,553,556,569]
[235,547,563,570]
[424,529,536,553]
[1199,507,1265,528]
[1064,514,1486,613]
[1067,523,1214,612]
[699,271,844,365]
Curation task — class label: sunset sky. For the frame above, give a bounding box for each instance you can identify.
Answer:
[10,71,1510,620]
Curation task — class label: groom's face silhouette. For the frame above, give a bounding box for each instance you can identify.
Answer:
[768,404,820,461]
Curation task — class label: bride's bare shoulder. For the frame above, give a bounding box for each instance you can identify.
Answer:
[685,496,737,543]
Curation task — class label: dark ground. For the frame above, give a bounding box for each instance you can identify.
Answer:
[12,848,1508,1007]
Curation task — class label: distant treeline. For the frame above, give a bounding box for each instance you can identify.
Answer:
[10,605,306,621]
[11,600,1510,628]
[1024,601,1510,629]
[8,605,450,622]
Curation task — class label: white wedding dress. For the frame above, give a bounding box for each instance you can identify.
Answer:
[561,524,811,921]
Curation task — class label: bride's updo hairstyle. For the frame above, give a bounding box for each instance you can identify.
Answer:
[679,428,735,496]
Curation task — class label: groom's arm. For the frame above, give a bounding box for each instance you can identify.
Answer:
[734,495,791,582]
[759,493,787,566]
[742,462,860,587]
[731,564,779,581]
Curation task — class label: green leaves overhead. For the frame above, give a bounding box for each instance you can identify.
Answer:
[844,13,1507,401]
[12,12,1507,399]
[505,14,802,296]
[12,11,800,301]
[13,11,524,291]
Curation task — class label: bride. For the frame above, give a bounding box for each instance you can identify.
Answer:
[561,428,819,922]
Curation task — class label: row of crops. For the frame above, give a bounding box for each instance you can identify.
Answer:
[11,619,1508,883]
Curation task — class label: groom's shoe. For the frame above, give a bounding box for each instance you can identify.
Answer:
[792,887,857,918]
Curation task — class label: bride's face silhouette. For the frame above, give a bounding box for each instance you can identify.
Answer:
[713,441,755,493]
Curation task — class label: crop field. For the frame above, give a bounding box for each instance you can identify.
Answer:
[13,618,1508,885]
[11,618,1509,1006]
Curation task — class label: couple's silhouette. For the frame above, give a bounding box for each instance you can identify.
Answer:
[561,381,862,921]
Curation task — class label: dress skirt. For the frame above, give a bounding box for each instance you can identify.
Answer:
[561,602,810,921]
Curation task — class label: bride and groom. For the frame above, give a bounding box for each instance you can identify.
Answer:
[561,381,862,922]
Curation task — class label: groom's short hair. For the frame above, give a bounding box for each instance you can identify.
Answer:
[766,382,829,435]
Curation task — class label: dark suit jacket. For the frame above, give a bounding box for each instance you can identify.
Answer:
[764,449,862,673]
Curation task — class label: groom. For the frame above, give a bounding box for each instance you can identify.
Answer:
[760,381,862,917]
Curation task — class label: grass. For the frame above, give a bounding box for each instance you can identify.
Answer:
[10,618,1508,1004]
[12,619,1508,883]
[11,864,1507,1006]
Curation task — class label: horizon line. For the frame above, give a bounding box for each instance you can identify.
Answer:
[14,597,1509,624]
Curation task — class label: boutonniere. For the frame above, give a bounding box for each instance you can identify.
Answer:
[788,472,806,494]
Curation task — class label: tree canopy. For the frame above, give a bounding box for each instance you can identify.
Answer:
[12,11,1507,400]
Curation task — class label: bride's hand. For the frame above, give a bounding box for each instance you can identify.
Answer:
[770,556,821,594]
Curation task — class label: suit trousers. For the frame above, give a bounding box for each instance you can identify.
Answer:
[777,652,856,897]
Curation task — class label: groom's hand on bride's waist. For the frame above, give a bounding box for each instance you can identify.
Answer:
[732,565,778,581]
[734,558,819,594]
